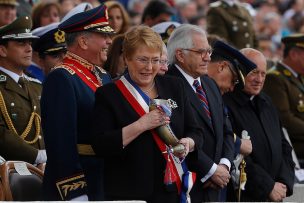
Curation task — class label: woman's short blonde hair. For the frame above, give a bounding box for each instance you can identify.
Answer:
[123,26,163,60]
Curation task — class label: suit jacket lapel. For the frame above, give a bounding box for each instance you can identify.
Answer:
[168,65,214,131]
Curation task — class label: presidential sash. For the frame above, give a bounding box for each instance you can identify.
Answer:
[115,75,196,203]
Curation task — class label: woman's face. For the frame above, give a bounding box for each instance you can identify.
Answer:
[108,7,123,33]
[125,45,161,89]
[158,52,168,75]
[40,5,60,27]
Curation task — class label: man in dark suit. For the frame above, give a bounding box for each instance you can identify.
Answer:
[264,34,304,160]
[166,24,234,202]
[0,16,46,164]
[207,0,257,49]
[223,48,295,201]
[41,5,113,201]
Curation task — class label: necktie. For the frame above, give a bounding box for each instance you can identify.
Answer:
[193,80,211,121]
[18,77,29,96]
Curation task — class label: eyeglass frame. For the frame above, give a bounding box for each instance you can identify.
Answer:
[225,61,240,86]
[134,56,160,66]
[182,48,213,58]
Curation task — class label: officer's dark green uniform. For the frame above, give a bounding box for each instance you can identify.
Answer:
[207,1,258,49]
[0,16,44,164]
[264,34,304,159]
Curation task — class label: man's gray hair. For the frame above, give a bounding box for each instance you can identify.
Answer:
[167,24,207,64]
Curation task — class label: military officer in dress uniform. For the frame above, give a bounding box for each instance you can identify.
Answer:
[0,16,46,164]
[27,22,67,82]
[264,34,304,160]
[206,0,258,49]
[41,4,114,201]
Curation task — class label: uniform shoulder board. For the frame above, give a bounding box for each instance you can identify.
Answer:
[268,70,280,76]
[210,1,222,7]
[24,75,42,84]
[53,64,76,75]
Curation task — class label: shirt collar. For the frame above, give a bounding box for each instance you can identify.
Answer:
[0,66,23,83]
[175,64,201,91]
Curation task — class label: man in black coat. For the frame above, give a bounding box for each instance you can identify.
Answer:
[223,48,295,201]
[167,24,234,202]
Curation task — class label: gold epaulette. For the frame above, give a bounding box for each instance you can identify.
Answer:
[53,64,76,75]
[77,144,95,156]
[267,70,280,76]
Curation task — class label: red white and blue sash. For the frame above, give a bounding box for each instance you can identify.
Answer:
[115,75,196,203]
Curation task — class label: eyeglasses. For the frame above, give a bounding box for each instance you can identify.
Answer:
[182,48,213,58]
[226,63,239,85]
[160,59,169,66]
[135,57,160,66]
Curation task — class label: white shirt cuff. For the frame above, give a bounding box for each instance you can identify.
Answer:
[70,194,89,201]
[220,158,231,171]
[201,163,217,183]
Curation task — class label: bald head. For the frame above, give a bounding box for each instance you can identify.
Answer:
[240,48,267,96]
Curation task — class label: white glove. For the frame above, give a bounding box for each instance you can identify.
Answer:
[70,194,89,201]
[35,149,47,164]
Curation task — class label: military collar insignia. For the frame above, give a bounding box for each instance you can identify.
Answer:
[0,75,6,82]
[66,51,94,71]
[283,69,292,77]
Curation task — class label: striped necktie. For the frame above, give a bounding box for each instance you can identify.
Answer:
[193,80,211,121]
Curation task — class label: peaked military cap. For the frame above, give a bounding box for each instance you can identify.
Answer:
[212,40,257,88]
[32,22,66,54]
[58,4,114,34]
[0,0,18,6]
[61,2,93,23]
[152,21,180,45]
[281,34,304,49]
[0,16,38,40]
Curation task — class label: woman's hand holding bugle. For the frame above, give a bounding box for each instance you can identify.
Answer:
[137,109,170,131]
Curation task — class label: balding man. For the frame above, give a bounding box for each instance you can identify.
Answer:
[223,48,295,201]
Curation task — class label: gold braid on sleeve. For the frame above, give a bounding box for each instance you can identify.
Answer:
[0,91,41,144]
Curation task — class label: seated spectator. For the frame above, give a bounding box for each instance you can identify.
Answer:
[141,0,175,27]
[105,1,130,35]
[103,34,126,78]
[0,0,17,27]
[31,1,60,29]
